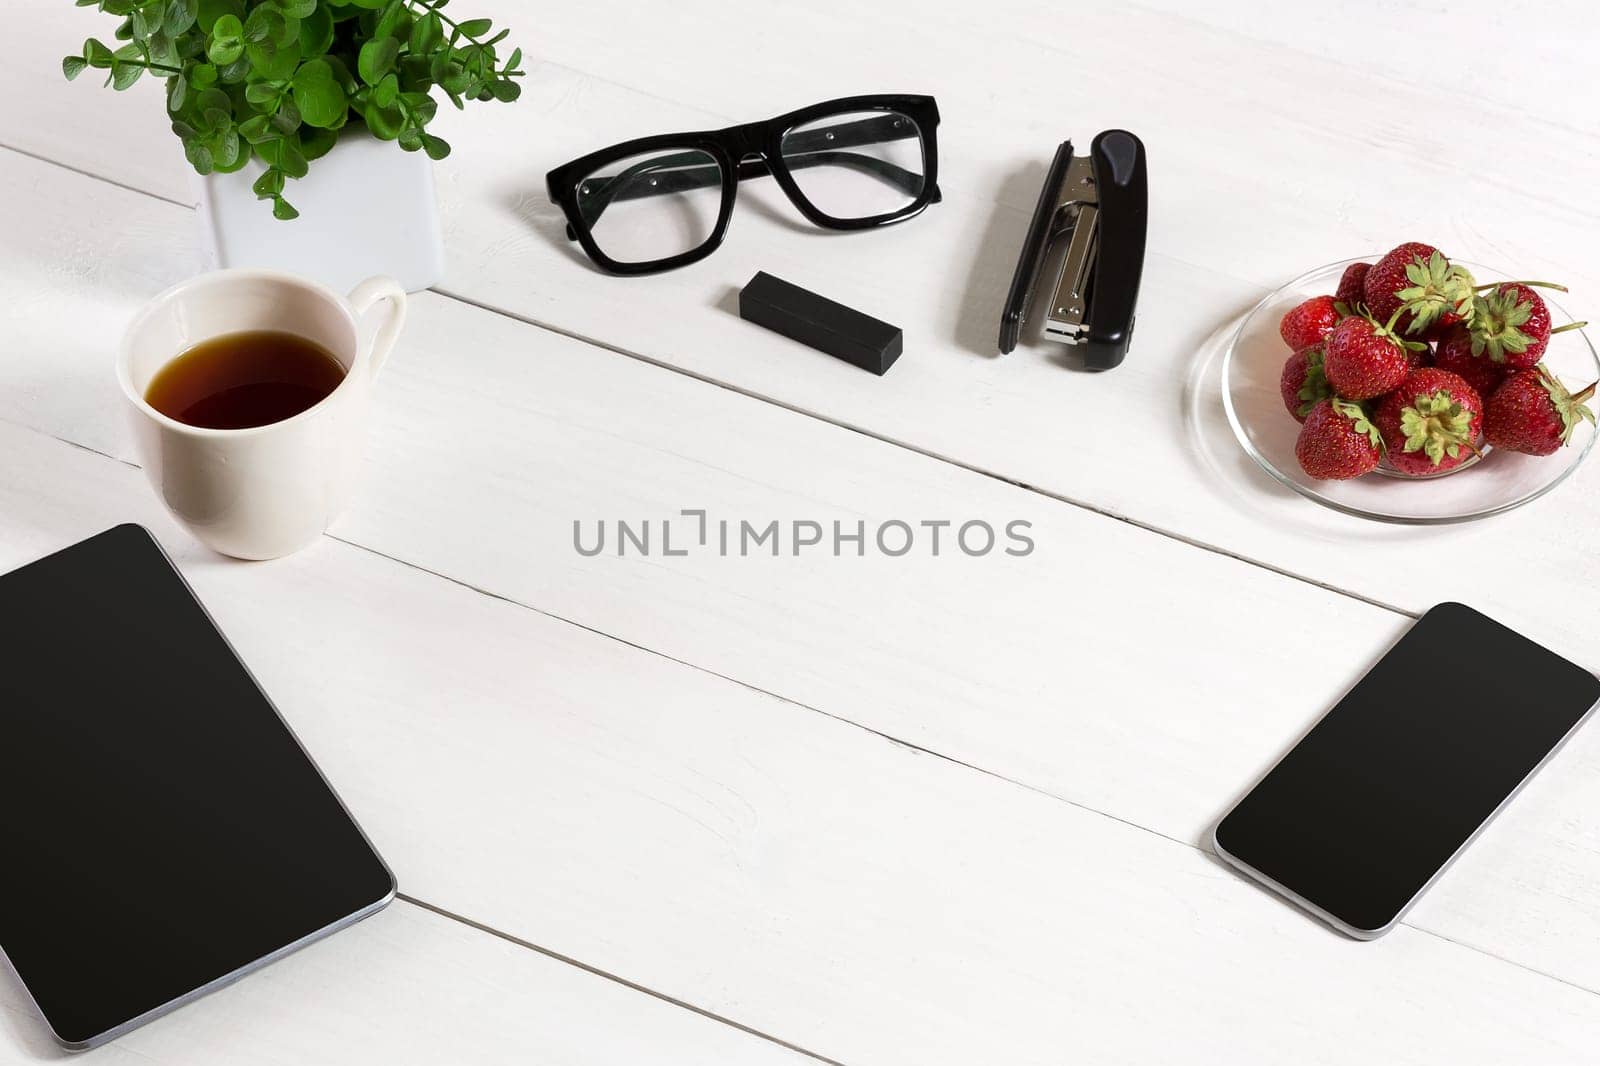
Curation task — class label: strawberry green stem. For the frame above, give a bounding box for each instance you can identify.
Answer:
[1472,280,1569,293]
[1550,321,1589,336]
[1573,382,1598,405]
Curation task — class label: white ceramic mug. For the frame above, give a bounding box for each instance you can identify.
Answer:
[117,269,407,560]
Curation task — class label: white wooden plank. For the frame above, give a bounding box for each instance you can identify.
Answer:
[10,3,1600,666]
[4,419,1600,1065]
[0,901,808,1065]
[3,148,1600,1002]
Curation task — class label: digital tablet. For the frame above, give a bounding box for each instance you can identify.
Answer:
[0,525,395,1050]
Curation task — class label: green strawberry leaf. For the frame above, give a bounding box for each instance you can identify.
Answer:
[1399,389,1476,465]
[1469,288,1537,363]
[1296,347,1333,417]
[1396,251,1476,335]
[1537,367,1598,445]
[1333,397,1382,451]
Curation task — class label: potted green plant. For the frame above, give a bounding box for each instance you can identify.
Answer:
[64,0,523,291]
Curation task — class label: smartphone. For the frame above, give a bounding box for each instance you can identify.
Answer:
[1213,602,1600,939]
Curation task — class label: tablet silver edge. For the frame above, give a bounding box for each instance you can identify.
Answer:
[1211,682,1600,941]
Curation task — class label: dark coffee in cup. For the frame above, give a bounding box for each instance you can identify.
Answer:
[144,330,346,430]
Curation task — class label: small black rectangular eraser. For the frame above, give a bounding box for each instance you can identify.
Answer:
[739,271,902,375]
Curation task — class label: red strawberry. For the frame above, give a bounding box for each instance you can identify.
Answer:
[1334,262,1371,309]
[1466,282,1586,370]
[1433,324,1507,398]
[1279,295,1342,352]
[1483,366,1597,456]
[1295,398,1382,480]
[1280,342,1333,422]
[1373,368,1483,475]
[1323,311,1425,400]
[1363,243,1475,337]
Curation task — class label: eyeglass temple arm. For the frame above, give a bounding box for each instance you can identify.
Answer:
[567,115,935,237]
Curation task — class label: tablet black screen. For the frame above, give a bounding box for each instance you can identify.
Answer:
[0,525,394,1048]
[1216,602,1599,935]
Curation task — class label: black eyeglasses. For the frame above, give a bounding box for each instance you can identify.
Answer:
[546,94,942,275]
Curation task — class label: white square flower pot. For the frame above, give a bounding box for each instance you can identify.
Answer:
[194,132,443,294]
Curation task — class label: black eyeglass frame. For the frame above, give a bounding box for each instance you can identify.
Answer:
[546,94,942,275]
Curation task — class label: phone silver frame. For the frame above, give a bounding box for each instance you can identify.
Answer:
[1211,620,1600,940]
[0,525,397,1052]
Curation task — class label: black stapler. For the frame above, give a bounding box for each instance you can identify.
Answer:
[998,130,1147,369]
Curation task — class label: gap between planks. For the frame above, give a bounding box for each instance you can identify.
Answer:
[0,138,1417,625]
[9,144,1600,1014]
[15,415,1600,1011]
[395,893,849,1066]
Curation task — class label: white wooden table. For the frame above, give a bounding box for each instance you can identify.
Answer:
[5,2,1600,1062]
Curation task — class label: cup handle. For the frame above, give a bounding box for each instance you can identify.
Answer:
[347,275,408,378]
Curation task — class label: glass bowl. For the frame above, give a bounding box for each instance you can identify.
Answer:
[1222,257,1599,524]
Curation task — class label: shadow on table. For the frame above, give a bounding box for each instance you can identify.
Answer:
[950,162,1043,360]
[494,185,596,272]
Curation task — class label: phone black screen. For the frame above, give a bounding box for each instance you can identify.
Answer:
[1215,602,1598,936]
[0,525,394,1048]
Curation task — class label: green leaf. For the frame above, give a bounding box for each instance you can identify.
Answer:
[196,0,243,32]
[364,101,404,138]
[505,46,521,71]
[409,11,442,53]
[402,93,436,124]
[299,124,339,159]
[397,127,422,151]
[298,4,334,56]
[245,38,277,72]
[130,8,153,41]
[206,17,244,65]
[62,55,89,80]
[280,141,308,177]
[292,58,348,127]
[272,195,299,220]
[196,86,230,111]
[214,128,242,167]
[165,0,199,34]
[237,113,273,140]
[256,37,301,79]
[357,36,399,84]
[185,140,215,174]
[245,80,281,105]
[322,54,357,91]
[191,62,218,87]
[373,71,399,108]
[110,60,144,90]
[420,132,450,160]
[455,17,491,36]
[280,0,316,17]
[84,38,116,67]
[375,0,409,40]
[167,72,188,110]
[242,5,282,43]
[217,54,251,82]
[489,78,519,102]
[269,97,302,132]
[252,167,286,198]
